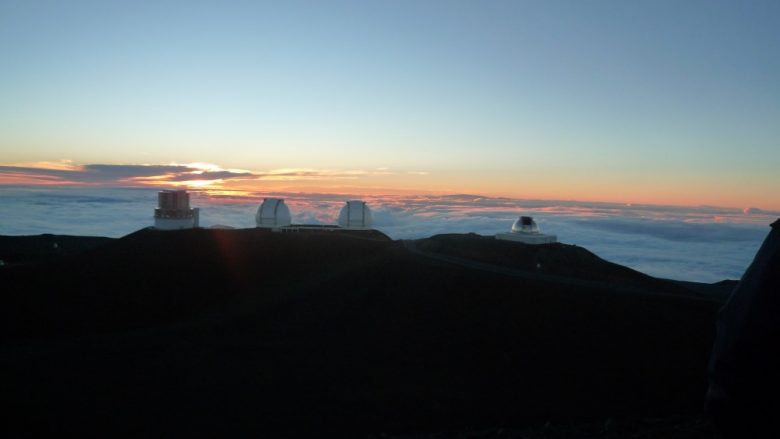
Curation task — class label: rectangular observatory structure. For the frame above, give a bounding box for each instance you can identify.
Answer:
[154,190,199,230]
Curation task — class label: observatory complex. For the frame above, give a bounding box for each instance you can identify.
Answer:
[153,190,199,230]
[496,216,557,244]
[148,194,557,246]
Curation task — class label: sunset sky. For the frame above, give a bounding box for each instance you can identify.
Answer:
[1,0,779,209]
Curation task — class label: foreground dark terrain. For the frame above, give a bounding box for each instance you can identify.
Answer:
[0,229,727,437]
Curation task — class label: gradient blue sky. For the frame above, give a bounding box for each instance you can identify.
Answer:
[1,0,779,208]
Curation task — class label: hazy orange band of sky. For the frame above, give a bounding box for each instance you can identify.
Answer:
[1,161,777,212]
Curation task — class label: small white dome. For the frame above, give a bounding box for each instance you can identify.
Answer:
[256,198,292,228]
[338,200,373,229]
[511,216,540,234]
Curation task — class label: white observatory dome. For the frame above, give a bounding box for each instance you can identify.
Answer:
[338,200,373,229]
[497,215,556,244]
[256,198,292,228]
[511,216,540,234]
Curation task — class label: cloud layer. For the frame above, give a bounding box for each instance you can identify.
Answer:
[1,187,776,283]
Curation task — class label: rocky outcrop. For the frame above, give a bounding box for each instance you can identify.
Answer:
[707,219,780,437]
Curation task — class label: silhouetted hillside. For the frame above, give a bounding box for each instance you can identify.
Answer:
[0,229,725,437]
[0,233,114,266]
[414,233,694,295]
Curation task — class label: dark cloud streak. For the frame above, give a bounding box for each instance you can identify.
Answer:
[162,170,254,182]
[0,164,253,184]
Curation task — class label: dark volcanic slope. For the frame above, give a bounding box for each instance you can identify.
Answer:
[1,229,722,437]
[0,233,114,266]
[413,233,696,296]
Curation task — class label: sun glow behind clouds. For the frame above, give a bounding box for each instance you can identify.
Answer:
[176,162,222,172]
[0,161,424,193]
[0,162,255,189]
[2,161,779,212]
[146,178,222,189]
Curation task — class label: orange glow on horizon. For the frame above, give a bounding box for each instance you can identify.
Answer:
[1,161,778,212]
[0,174,84,186]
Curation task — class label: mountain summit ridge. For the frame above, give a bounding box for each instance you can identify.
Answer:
[1,228,724,436]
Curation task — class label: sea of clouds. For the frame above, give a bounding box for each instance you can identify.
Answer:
[1,186,776,283]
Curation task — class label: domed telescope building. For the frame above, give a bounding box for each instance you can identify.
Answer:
[256,198,292,229]
[338,200,373,229]
[153,190,199,230]
[496,216,556,244]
